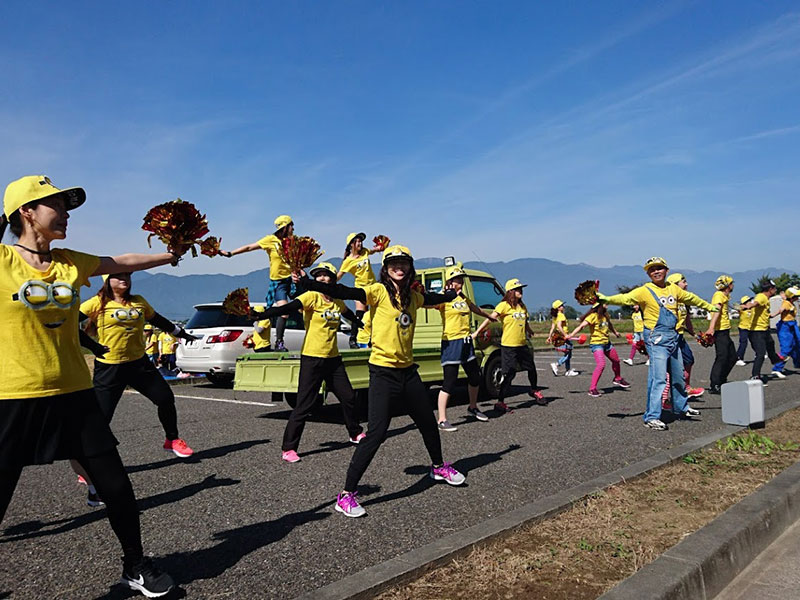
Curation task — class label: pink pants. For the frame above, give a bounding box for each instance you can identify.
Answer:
[591,346,621,390]
[661,364,693,402]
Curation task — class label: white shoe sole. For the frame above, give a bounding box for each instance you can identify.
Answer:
[164,447,193,459]
[335,503,365,518]
[430,472,466,486]
[121,577,174,598]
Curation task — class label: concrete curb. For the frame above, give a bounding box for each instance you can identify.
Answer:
[295,396,800,600]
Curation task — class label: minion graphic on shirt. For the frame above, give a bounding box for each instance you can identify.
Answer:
[12,279,79,329]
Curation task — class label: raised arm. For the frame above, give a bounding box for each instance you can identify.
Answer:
[600,291,637,307]
[422,289,457,308]
[567,320,589,339]
[301,278,368,303]
[678,289,717,312]
[260,299,303,319]
[93,253,176,276]
[219,242,261,258]
[466,297,496,321]
[148,312,197,340]
[472,312,499,339]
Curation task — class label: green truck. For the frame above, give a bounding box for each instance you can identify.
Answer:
[233,260,527,406]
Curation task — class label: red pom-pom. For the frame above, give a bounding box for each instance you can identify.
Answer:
[372,235,391,251]
[142,198,211,257]
[222,288,250,317]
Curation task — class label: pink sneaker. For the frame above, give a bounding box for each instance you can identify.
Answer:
[281,450,301,463]
[613,378,631,388]
[686,387,704,398]
[335,491,365,517]
[77,475,87,485]
[430,462,466,486]
[349,432,366,444]
[588,388,603,398]
[163,438,194,458]
[528,389,546,405]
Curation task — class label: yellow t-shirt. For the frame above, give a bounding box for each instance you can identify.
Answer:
[339,250,376,288]
[631,311,644,333]
[739,306,753,330]
[297,291,346,358]
[585,312,610,345]
[675,303,688,334]
[0,245,99,399]
[363,283,424,368]
[80,295,156,364]
[256,234,292,281]
[711,291,730,331]
[356,308,372,346]
[751,293,771,331]
[253,319,272,350]
[551,313,568,335]
[781,300,796,322]
[144,332,159,355]
[158,331,178,355]
[606,282,714,330]
[438,295,472,340]
[495,301,528,347]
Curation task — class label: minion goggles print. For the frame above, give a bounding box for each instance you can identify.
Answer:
[13,280,79,311]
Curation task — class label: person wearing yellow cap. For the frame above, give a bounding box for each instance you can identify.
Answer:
[704,275,737,394]
[298,245,465,518]
[0,175,177,596]
[598,257,716,431]
[739,280,784,382]
[249,305,273,352]
[337,232,382,348]
[735,295,754,366]
[434,264,496,431]
[662,273,703,399]
[623,304,646,366]
[473,277,545,412]
[547,300,578,377]
[143,324,160,365]
[772,286,800,375]
[258,262,365,462]
[79,272,196,459]
[566,300,629,397]
[219,215,296,351]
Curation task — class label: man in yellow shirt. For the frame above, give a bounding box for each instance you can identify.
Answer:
[600,257,716,431]
[773,286,800,374]
[739,280,784,382]
[705,275,737,394]
[735,295,754,366]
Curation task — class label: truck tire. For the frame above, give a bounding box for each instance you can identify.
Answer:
[206,372,234,387]
[482,353,503,399]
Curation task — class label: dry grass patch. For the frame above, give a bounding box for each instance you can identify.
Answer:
[379,409,800,600]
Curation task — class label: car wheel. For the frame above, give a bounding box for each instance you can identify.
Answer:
[206,372,234,387]
[483,353,502,399]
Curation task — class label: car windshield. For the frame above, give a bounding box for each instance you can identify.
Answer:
[470,276,504,310]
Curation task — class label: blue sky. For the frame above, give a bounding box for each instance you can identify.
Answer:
[1,1,798,276]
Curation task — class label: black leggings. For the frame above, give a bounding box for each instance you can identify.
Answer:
[499,345,537,401]
[345,364,442,492]
[751,330,781,377]
[94,356,179,440]
[736,329,751,361]
[710,329,737,387]
[0,448,143,564]
[441,359,481,395]
[282,355,363,452]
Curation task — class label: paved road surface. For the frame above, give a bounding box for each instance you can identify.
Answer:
[1,345,796,599]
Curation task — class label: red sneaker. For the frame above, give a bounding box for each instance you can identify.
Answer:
[662,401,673,411]
[686,387,704,398]
[528,389,547,405]
[77,475,87,485]
[164,438,194,458]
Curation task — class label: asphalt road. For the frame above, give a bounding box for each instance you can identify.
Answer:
[2,344,796,599]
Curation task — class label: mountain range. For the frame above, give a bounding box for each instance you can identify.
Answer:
[84,258,794,321]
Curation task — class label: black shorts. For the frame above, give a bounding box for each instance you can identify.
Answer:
[0,389,118,469]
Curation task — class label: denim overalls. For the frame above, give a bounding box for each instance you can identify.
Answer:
[775,316,800,371]
[643,287,688,422]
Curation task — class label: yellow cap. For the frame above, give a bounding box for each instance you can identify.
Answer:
[715,275,734,290]
[274,215,293,231]
[504,278,527,292]
[666,272,684,285]
[446,265,466,281]
[310,261,338,277]
[740,295,752,304]
[4,175,86,219]
[252,305,266,314]
[346,232,366,246]
[786,287,800,299]
[551,299,564,309]
[643,256,668,272]
[144,324,153,330]
[382,244,413,264]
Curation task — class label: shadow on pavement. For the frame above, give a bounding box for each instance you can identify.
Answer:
[126,439,270,474]
[1,475,239,543]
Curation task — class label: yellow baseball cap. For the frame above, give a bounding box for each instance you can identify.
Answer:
[274,215,293,231]
[446,265,466,281]
[643,256,668,272]
[310,261,338,277]
[382,244,413,264]
[4,175,86,219]
[144,324,153,330]
[715,275,734,290]
[346,232,366,246]
[552,299,564,309]
[786,287,800,299]
[504,278,527,292]
[666,272,684,285]
[252,305,266,314]
[740,295,752,304]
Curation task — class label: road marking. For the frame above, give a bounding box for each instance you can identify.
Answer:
[124,390,276,407]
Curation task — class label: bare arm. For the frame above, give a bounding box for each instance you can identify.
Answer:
[466,298,496,321]
[219,242,262,258]
[567,320,589,339]
[473,312,499,338]
[92,253,175,276]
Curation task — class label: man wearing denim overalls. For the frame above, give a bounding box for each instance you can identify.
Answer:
[599,257,717,431]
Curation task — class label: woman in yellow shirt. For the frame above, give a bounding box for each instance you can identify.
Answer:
[299,245,465,518]
[773,286,800,374]
[0,175,176,597]
[739,280,783,382]
[257,262,364,463]
[474,278,544,412]
[547,300,578,377]
[337,232,381,348]
[80,273,196,459]
[735,295,754,366]
[624,305,645,365]
[435,265,495,431]
[567,301,628,397]
[219,215,296,351]
[144,324,159,365]
[704,275,737,394]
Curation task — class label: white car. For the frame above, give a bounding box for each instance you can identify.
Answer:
[176,302,351,385]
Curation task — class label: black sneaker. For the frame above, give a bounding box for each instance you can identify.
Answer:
[348,338,360,349]
[87,491,104,508]
[121,557,175,598]
[707,386,721,395]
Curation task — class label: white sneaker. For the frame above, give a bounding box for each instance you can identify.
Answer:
[550,362,559,376]
[684,406,700,417]
[623,358,634,366]
[645,359,650,366]
[772,370,786,379]
[735,360,746,367]
[565,369,579,377]
[644,419,667,431]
